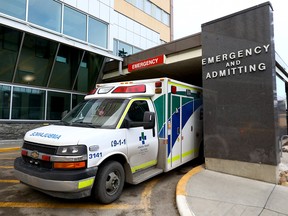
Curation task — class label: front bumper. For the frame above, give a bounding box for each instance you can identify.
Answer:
[14,157,98,199]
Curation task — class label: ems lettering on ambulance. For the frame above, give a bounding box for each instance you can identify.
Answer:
[30,132,61,140]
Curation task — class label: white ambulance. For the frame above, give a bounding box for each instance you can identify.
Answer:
[14,78,203,204]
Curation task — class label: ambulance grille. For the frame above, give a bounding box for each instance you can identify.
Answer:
[22,141,57,155]
[22,141,56,169]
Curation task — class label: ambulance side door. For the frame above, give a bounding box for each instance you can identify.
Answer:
[122,99,158,173]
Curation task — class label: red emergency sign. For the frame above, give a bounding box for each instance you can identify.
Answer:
[128,55,166,72]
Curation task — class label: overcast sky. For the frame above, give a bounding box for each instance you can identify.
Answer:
[173,0,288,66]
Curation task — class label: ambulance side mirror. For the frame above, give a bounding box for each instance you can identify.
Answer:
[143,111,155,129]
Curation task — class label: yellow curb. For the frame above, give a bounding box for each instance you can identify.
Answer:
[0,180,20,183]
[0,147,21,153]
[280,182,288,187]
[0,201,131,209]
[176,165,204,196]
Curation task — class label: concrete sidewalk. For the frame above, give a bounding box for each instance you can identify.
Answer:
[176,165,288,216]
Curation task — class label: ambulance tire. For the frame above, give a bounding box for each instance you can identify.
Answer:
[93,160,125,204]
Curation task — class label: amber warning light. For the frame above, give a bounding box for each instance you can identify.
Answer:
[155,81,162,94]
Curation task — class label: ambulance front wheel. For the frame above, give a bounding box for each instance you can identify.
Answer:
[93,160,125,204]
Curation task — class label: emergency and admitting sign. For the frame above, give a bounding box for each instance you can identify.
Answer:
[128,55,166,72]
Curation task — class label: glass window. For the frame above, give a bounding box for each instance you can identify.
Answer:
[64,6,87,41]
[28,0,61,32]
[88,18,108,48]
[0,26,21,82]
[0,85,11,119]
[144,0,151,14]
[114,40,141,57]
[152,5,161,21]
[62,99,127,128]
[118,41,132,57]
[74,52,104,92]
[126,0,134,4]
[136,0,144,10]
[15,34,58,86]
[126,0,169,26]
[122,100,149,128]
[47,91,70,120]
[0,0,26,20]
[72,94,85,108]
[12,87,45,120]
[133,47,142,54]
[49,44,82,90]
[162,11,170,26]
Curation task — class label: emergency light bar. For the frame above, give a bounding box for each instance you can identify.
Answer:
[87,88,97,95]
[112,85,146,93]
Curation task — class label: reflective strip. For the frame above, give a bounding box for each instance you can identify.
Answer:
[78,178,94,189]
[167,148,199,163]
[183,148,199,158]
[116,97,150,129]
[131,160,157,173]
[168,155,180,164]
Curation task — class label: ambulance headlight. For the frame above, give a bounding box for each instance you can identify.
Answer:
[56,145,87,156]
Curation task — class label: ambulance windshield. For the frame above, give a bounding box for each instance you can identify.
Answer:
[60,99,128,128]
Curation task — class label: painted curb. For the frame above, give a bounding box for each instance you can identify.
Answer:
[0,147,20,153]
[176,165,204,216]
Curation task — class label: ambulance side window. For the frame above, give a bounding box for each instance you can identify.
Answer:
[124,100,149,127]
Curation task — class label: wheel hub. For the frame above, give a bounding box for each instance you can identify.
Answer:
[106,171,120,195]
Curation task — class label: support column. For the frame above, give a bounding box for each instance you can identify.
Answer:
[201,2,279,183]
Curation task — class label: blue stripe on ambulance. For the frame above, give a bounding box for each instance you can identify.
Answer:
[166,99,202,157]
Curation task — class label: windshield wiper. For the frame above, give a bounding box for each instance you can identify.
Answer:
[55,120,98,128]
[54,120,70,126]
[71,122,96,128]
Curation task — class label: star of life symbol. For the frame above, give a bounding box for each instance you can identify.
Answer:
[139,132,147,145]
